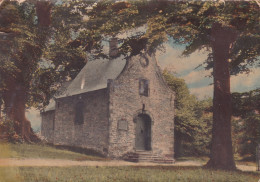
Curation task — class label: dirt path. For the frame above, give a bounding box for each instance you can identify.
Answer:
[0,158,258,172]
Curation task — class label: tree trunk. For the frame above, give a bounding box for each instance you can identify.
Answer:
[2,80,39,142]
[206,23,237,170]
[0,0,52,143]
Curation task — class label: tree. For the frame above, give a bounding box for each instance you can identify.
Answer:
[81,1,259,170]
[0,0,53,141]
[163,70,198,157]
[192,99,213,156]
[163,70,212,157]
[0,0,89,142]
[1,1,258,170]
[232,89,260,160]
[171,1,259,170]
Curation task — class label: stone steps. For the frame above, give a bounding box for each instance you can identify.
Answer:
[122,150,174,164]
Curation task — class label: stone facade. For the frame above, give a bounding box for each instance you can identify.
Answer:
[41,110,55,143]
[54,89,109,155]
[41,52,175,162]
[107,54,175,160]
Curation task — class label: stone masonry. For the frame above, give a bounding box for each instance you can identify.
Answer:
[53,89,109,155]
[41,110,55,143]
[41,47,175,162]
[107,53,175,161]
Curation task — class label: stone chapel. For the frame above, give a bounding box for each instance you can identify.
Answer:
[41,39,175,163]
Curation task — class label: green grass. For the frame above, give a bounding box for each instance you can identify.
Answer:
[0,143,259,181]
[176,156,208,163]
[0,166,259,182]
[0,143,106,161]
[176,156,256,167]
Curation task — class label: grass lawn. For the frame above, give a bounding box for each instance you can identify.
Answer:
[0,143,106,161]
[0,143,259,181]
[0,166,259,182]
[176,156,209,163]
[177,156,256,168]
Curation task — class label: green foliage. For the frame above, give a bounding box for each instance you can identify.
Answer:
[192,99,213,156]
[83,1,259,74]
[30,1,89,108]
[232,89,260,160]
[0,117,20,142]
[165,1,260,75]
[163,71,212,157]
[0,0,89,110]
[232,89,260,118]
[0,0,51,108]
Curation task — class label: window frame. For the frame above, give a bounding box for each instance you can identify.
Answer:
[139,79,149,97]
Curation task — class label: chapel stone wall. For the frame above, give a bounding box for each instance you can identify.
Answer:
[53,89,109,155]
[108,54,175,160]
[41,110,55,143]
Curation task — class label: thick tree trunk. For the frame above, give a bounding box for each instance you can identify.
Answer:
[0,0,52,143]
[2,80,39,142]
[206,24,237,170]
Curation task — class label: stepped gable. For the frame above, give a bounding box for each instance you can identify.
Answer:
[57,56,126,98]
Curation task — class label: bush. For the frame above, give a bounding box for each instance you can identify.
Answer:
[163,71,213,157]
[0,117,21,143]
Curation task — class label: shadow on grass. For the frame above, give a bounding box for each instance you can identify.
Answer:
[175,156,209,162]
[131,165,203,170]
[131,165,260,176]
[46,144,107,159]
[238,170,260,176]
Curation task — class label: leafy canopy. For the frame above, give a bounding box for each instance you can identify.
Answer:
[80,1,259,74]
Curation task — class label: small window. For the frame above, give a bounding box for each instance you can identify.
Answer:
[139,79,149,96]
[75,102,84,125]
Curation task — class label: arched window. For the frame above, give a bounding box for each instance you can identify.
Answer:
[75,101,84,125]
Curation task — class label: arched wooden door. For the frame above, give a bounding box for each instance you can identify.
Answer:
[135,114,151,150]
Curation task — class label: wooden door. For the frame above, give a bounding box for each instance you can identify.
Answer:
[135,114,151,150]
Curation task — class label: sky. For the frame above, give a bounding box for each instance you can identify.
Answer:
[26,45,260,132]
[157,44,260,99]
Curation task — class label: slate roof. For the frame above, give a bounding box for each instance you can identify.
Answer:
[56,56,126,98]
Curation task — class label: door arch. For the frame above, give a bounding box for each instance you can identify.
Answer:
[135,114,151,151]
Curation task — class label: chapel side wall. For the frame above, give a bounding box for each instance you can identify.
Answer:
[108,54,175,159]
[41,110,55,143]
[53,89,109,155]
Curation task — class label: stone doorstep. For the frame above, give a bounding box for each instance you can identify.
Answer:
[123,150,175,164]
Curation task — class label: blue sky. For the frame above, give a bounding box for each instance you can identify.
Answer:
[26,43,260,131]
[157,43,260,99]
